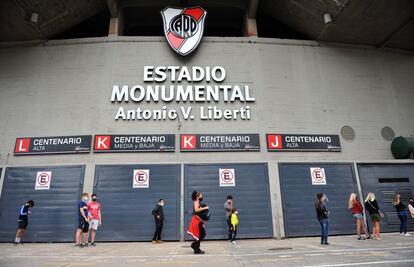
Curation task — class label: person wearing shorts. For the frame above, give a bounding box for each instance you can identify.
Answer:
[14,200,34,245]
[349,193,372,240]
[87,194,102,246]
[75,192,89,247]
[364,192,383,240]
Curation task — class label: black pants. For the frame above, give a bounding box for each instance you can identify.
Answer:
[230,225,237,241]
[153,220,163,241]
[191,222,206,253]
[226,218,232,240]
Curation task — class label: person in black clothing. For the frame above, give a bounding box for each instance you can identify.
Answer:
[392,194,410,236]
[14,200,34,245]
[224,195,233,241]
[152,199,165,243]
[315,193,330,245]
[364,192,382,240]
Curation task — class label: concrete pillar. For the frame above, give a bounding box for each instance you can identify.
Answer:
[268,161,285,239]
[245,14,258,37]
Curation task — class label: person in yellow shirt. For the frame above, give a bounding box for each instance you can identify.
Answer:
[230,208,238,244]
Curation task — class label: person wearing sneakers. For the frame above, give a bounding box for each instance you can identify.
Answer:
[230,208,239,244]
[315,193,330,245]
[393,194,410,236]
[87,194,102,246]
[348,193,372,240]
[364,192,383,240]
[152,199,165,244]
[75,192,89,247]
[14,200,34,245]
[187,191,209,254]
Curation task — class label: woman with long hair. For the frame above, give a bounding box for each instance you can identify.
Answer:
[348,193,372,240]
[364,192,382,240]
[392,194,410,236]
[187,191,209,254]
[315,193,330,245]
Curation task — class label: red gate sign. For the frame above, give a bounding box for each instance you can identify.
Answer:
[310,167,326,185]
[35,171,52,190]
[133,169,149,188]
[219,168,235,187]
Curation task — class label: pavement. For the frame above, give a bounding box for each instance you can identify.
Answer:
[1,233,414,267]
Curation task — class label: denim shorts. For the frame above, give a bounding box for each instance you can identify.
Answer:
[353,213,364,220]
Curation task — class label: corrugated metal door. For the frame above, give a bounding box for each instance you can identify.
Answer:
[93,164,180,241]
[279,163,357,237]
[358,164,414,233]
[0,165,85,242]
[184,163,273,240]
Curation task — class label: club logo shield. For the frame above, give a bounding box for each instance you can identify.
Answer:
[161,6,207,56]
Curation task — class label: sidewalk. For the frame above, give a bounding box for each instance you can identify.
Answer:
[1,233,413,267]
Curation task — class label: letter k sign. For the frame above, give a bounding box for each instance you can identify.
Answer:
[94,136,110,150]
[181,135,196,150]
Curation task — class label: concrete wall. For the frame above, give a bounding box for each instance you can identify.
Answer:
[1,37,414,238]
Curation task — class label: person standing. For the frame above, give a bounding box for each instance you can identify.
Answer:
[152,199,165,244]
[187,191,209,254]
[315,193,330,245]
[408,198,414,220]
[224,195,233,241]
[230,208,239,244]
[393,194,410,236]
[87,194,102,246]
[75,192,89,247]
[364,192,383,240]
[14,200,34,245]
[348,193,372,240]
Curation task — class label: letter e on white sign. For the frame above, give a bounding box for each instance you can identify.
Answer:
[219,168,235,187]
[35,171,52,190]
[310,167,326,185]
[133,169,149,188]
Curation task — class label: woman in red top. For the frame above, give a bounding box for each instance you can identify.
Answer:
[187,191,209,254]
[348,193,372,240]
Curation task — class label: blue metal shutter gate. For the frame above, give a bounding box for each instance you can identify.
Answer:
[93,164,180,241]
[184,163,273,240]
[0,165,85,242]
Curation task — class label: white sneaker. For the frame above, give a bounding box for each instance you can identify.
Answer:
[404,233,411,236]
[400,233,405,236]
[232,241,237,244]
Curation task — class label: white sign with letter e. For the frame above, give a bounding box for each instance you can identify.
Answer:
[219,168,235,187]
[310,167,326,185]
[133,169,149,188]
[35,171,52,190]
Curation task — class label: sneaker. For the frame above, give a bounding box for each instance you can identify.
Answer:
[194,250,205,254]
[366,235,373,239]
[357,237,366,240]
[400,233,405,236]
[156,240,163,243]
[90,242,96,246]
[324,242,331,245]
[79,244,84,248]
[14,242,19,245]
[404,233,411,236]
[82,243,88,247]
[152,240,157,244]
[232,241,237,245]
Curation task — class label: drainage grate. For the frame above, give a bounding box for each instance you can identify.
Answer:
[268,247,293,251]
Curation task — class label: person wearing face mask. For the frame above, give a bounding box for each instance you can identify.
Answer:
[14,200,34,245]
[75,192,89,247]
[315,193,330,245]
[87,194,102,246]
[224,195,233,241]
[187,191,209,254]
[152,199,165,244]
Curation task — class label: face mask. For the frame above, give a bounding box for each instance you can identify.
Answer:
[92,198,97,202]
[199,197,203,202]
[160,203,164,206]
[83,197,89,202]
[235,211,239,214]
[227,200,232,203]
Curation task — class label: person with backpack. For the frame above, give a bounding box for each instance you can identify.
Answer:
[187,191,209,254]
[364,192,383,240]
[152,199,165,244]
[14,200,34,245]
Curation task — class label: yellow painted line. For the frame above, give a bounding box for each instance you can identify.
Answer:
[253,257,304,262]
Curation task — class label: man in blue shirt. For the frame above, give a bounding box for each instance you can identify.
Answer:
[14,200,34,244]
[75,192,89,247]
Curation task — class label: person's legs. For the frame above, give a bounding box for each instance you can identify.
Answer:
[153,221,159,241]
[398,214,404,233]
[231,226,237,242]
[75,229,82,245]
[226,219,232,241]
[90,229,96,243]
[401,214,408,234]
[356,219,361,238]
[157,222,163,241]
[324,219,329,244]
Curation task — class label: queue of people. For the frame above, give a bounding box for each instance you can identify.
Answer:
[315,191,413,246]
